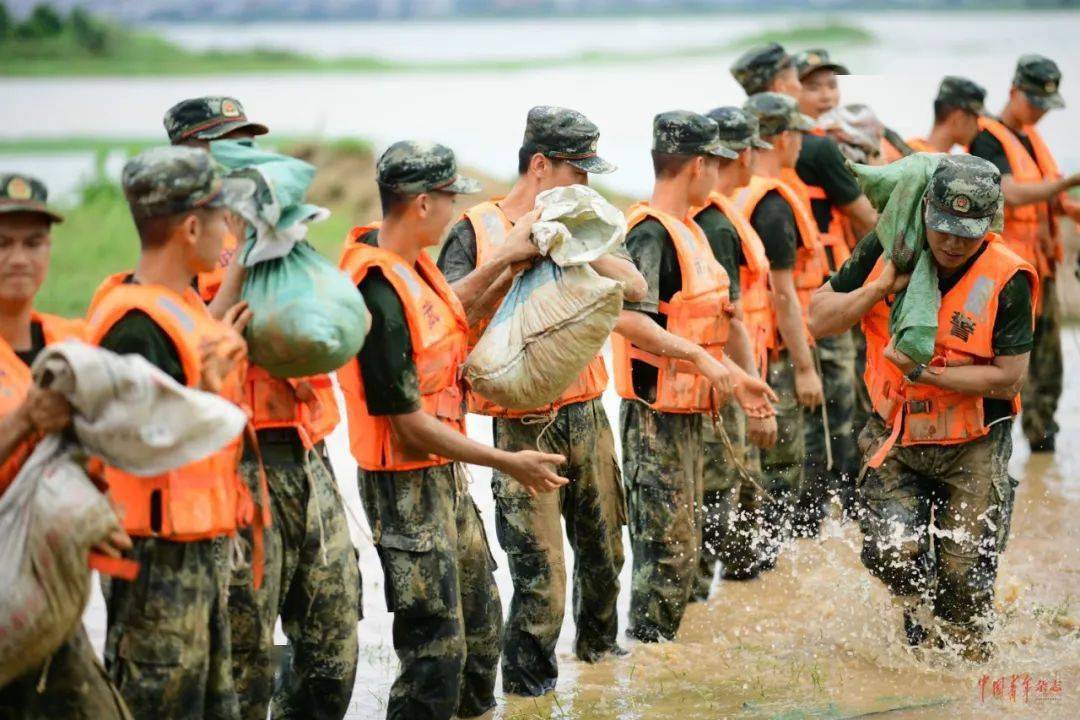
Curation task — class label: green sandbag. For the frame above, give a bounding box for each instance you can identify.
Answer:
[850,153,943,364]
[242,241,370,378]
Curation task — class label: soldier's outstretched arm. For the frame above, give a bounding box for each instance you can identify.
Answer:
[884,343,1029,399]
[1001,172,1080,208]
[808,260,909,339]
[588,254,648,302]
[388,410,567,496]
[837,195,879,240]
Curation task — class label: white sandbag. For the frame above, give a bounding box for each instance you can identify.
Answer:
[531,184,627,266]
[464,262,623,410]
[0,341,247,685]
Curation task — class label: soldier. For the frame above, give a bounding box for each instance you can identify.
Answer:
[692,108,779,593]
[968,55,1080,453]
[733,93,824,569]
[907,77,987,154]
[614,111,776,642]
[0,174,132,720]
[437,107,645,696]
[165,96,361,720]
[809,155,1035,661]
[336,141,569,720]
[84,146,256,719]
[735,45,875,530]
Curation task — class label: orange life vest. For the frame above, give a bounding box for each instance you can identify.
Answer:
[974,116,1062,278]
[86,275,253,542]
[460,201,608,417]
[733,175,828,349]
[195,231,340,449]
[0,313,86,493]
[695,191,774,378]
[337,225,469,472]
[862,236,1036,465]
[801,129,855,261]
[880,137,906,164]
[612,203,732,414]
[905,137,936,154]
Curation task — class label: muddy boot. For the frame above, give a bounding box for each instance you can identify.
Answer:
[1029,433,1055,453]
[903,610,929,647]
[938,621,994,663]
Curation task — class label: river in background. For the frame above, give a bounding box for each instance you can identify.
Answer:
[1,11,1079,199]
[3,10,1079,719]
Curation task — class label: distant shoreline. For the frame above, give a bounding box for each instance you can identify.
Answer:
[0,19,873,77]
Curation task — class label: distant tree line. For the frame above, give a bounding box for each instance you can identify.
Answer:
[0,2,112,54]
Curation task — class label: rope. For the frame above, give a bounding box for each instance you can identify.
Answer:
[711,414,776,504]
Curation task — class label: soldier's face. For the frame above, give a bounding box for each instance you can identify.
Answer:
[799,69,840,118]
[541,158,587,192]
[689,156,720,207]
[770,67,802,100]
[0,213,51,305]
[779,130,803,167]
[419,191,456,247]
[189,207,231,274]
[736,148,755,185]
[926,226,984,272]
[953,110,981,146]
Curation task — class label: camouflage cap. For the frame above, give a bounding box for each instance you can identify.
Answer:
[1013,54,1064,110]
[743,92,815,138]
[936,76,987,115]
[793,48,849,80]
[522,106,616,174]
[376,141,481,195]
[924,155,1002,239]
[652,111,738,159]
[706,106,774,152]
[730,42,793,95]
[164,96,270,144]
[122,146,255,220]
[0,173,63,223]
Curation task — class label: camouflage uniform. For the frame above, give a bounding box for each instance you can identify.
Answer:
[159,99,362,720]
[0,626,132,720]
[621,401,704,642]
[758,353,805,569]
[99,147,255,720]
[359,463,502,720]
[492,399,625,694]
[228,443,361,720]
[1021,275,1062,446]
[799,331,858,532]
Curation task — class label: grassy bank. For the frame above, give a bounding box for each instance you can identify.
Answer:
[0,18,873,77]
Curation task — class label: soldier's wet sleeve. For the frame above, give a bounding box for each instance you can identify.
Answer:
[695,205,742,301]
[98,310,187,385]
[968,130,1012,176]
[436,218,479,284]
[991,273,1035,355]
[751,191,798,270]
[622,219,664,314]
[356,269,421,416]
[828,231,883,293]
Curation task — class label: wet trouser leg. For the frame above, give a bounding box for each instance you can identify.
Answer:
[849,325,871,515]
[230,442,361,720]
[359,463,501,720]
[104,537,240,720]
[621,400,704,643]
[799,331,857,535]
[758,352,805,570]
[0,625,132,720]
[857,417,1016,653]
[492,398,625,695]
[1021,276,1062,447]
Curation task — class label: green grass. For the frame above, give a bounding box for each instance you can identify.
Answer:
[37,173,360,318]
[0,20,875,77]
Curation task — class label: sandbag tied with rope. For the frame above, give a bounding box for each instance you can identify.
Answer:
[210,140,371,378]
[0,341,247,688]
[463,184,627,410]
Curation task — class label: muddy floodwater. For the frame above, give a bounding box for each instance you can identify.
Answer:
[78,331,1080,719]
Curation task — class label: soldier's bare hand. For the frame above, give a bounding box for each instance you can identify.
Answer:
[874,260,910,297]
[222,300,253,335]
[24,387,73,435]
[747,415,778,449]
[501,449,568,496]
[92,529,132,559]
[698,353,733,406]
[501,208,543,266]
[794,366,824,409]
[884,341,917,374]
[734,374,778,419]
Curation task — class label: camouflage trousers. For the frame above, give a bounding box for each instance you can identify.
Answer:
[695,401,762,598]
[229,439,361,720]
[799,331,858,530]
[758,351,806,569]
[1020,276,1062,446]
[103,536,240,720]
[857,416,1016,640]
[851,324,871,461]
[0,624,131,720]
[359,462,501,720]
[621,400,703,643]
[491,397,625,696]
